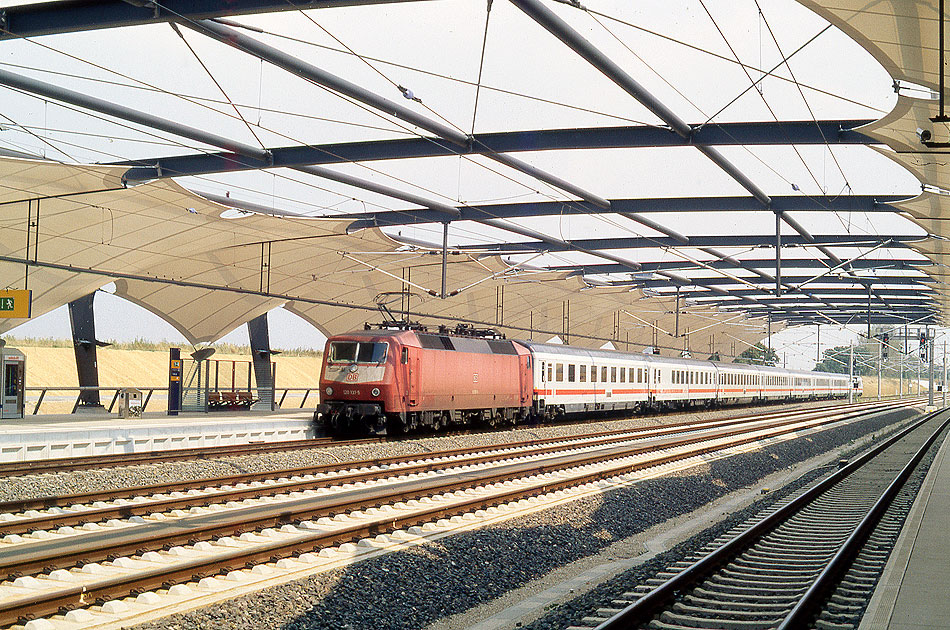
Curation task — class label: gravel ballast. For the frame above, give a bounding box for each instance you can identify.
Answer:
[98,404,922,630]
[1,398,848,503]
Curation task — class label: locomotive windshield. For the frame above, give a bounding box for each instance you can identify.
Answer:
[328,341,388,364]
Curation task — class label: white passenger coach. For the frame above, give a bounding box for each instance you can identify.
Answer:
[523,342,852,418]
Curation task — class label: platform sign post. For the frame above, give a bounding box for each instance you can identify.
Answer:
[0,290,31,319]
[928,332,935,407]
[168,348,182,416]
[848,342,854,404]
[878,342,882,401]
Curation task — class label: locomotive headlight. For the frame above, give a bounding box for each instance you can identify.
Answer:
[371,387,381,397]
[325,386,334,396]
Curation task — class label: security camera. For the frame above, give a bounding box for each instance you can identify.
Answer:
[917,127,933,143]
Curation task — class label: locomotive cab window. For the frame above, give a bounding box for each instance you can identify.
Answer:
[328,341,389,364]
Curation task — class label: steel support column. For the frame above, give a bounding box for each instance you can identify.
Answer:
[776,212,782,295]
[929,329,935,406]
[67,292,103,410]
[441,222,449,299]
[247,313,275,411]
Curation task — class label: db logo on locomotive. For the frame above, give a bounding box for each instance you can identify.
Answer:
[345,372,359,382]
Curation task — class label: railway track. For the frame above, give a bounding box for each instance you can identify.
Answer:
[0,399,910,529]
[0,399,918,627]
[568,407,948,630]
[0,399,891,478]
[0,436,376,478]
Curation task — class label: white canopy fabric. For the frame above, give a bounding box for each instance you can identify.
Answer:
[804,0,950,321]
[0,156,772,351]
[6,0,950,346]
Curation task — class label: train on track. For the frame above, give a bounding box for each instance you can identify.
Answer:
[316,323,859,436]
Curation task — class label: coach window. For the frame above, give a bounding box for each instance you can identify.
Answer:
[655,369,661,383]
[547,364,553,382]
[601,366,608,382]
[579,365,587,382]
[619,367,625,382]
[556,363,564,381]
[611,366,617,382]
[591,366,597,383]
[567,364,575,382]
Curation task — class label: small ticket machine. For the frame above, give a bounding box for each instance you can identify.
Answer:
[1,347,26,419]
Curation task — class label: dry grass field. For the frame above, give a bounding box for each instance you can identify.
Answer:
[7,345,322,414]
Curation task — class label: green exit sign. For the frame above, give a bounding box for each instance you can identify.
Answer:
[0,290,31,318]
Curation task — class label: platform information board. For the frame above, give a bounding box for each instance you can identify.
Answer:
[0,290,31,319]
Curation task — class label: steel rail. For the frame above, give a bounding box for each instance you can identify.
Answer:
[0,402,913,608]
[590,407,947,630]
[0,398,881,479]
[0,436,360,478]
[1,403,916,626]
[777,411,950,628]
[0,400,901,532]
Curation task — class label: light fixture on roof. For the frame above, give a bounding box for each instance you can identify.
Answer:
[922,184,950,196]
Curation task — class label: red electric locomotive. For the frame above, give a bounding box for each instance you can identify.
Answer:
[317,324,533,435]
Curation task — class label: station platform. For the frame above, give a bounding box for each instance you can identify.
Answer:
[860,428,950,630]
[0,409,315,463]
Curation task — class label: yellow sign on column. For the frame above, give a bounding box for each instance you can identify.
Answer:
[0,290,32,318]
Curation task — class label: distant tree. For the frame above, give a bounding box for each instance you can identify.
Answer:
[735,342,779,366]
[814,345,874,375]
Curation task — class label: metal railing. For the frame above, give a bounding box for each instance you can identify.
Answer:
[24,386,319,415]
[25,386,165,415]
